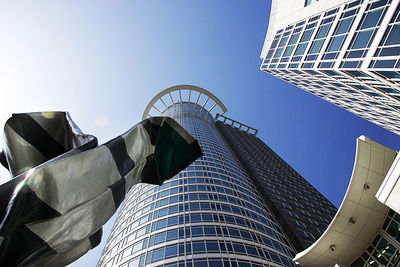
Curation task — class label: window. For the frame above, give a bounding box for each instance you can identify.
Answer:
[305,0,312,7]
[151,247,164,263]
[165,244,177,259]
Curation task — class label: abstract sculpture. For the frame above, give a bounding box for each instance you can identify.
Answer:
[0,112,202,266]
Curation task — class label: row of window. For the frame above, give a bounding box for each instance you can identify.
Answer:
[99,106,295,267]
[114,240,295,267]
[122,256,295,267]
[115,207,287,247]
[264,0,397,70]
[118,189,276,232]
[263,67,400,134]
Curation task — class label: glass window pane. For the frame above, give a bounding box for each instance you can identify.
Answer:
[283,45,294,57]
[295,43,307,55]
[192,241,206,253]
[336,17,352,34]
[151,248,164,262]
[166,229,178,241]
[385,24,400,45]
[316,24,330,38]
[206,241,219,252]
[288,33,300,45]
[376,71,400,79]
[233,243,246,254]
[274,47,284,58]
[165,245,177,258]
[301,29,313,42]
[310,39,324,53]
[191,226,203,236]
[361,8,384,29]
[387,220,400,240]
[279,36,289,47]
[328,35,346,51]
[155,232,165,244]
[374,60,396,68]
[352,29,373,49]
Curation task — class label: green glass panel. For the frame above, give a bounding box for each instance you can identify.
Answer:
[350,257,366,267]
[387,221,400,241]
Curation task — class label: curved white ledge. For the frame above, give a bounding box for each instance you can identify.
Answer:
[293,136,397,267]
[142,85,227,120]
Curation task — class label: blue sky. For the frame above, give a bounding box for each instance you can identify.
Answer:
[0,1,400,266]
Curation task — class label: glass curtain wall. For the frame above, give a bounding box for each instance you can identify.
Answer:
[98,102,296,267]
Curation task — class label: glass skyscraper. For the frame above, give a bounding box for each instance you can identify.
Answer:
[260,0,400,135]
[97,85,336,267]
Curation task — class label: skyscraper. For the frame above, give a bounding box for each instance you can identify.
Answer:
[260,0,400,135]
[215,116,337,252]
[97,85,336,267]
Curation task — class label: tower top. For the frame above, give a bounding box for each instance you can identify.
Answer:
[142,85,228,120]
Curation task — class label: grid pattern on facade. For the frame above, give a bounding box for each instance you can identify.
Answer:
[97,103,296,267]
[261,0,400,135]
[350,209,400,266]
[215,122,337,252]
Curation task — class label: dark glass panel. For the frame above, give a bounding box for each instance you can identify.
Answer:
[385,24,400,45]
[301,29,313,42]
[352,29,373,49]
[316,24,331,38]
[374,60,396,68]
[309,39,324,53]
[328,35,346,51]
[151,247,164,263]
[294,43,307,55]
[375,71,400,79]
[346,50,363,58]
[361,8,384,29]
[288,33,300,45]
[336,17,353,34]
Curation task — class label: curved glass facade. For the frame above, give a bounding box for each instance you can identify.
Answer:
[98,102,296,267]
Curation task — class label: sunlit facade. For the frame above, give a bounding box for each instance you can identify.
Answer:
[292,136,400,267]
[97,85,336,267]
[260,0,400,134]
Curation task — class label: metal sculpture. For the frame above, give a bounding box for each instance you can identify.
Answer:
[0,112,201,266]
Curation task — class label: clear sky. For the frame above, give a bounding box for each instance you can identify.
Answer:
[0,1,399,266]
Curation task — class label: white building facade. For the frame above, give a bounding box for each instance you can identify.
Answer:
[260,0,400,134]
[293,136,400,266]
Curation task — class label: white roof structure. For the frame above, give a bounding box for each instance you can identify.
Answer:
[293,136,397,266]
[142,85,227,120]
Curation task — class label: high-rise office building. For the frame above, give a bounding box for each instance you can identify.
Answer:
[260,0,400,135]
[97,85,336,267]
[215,117,337,252]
